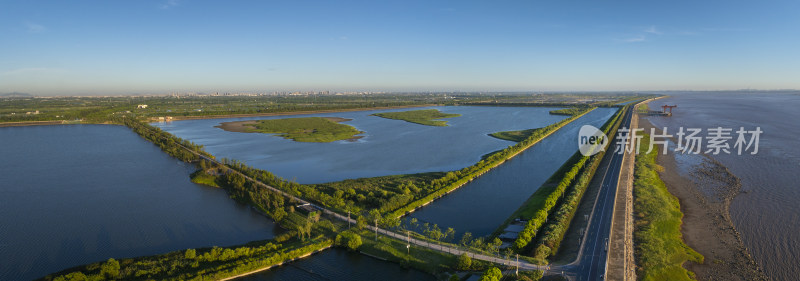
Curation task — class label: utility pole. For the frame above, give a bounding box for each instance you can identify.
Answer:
[516,254,519,276]
[375,219,378,241]
[347,210,351,229]
[407,231,410,255]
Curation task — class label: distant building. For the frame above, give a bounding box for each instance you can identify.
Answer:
[137,104,148,109]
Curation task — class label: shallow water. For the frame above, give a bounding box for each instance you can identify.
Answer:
[0,125,280,281]
[647,92,800,281]
[154,106,568,184]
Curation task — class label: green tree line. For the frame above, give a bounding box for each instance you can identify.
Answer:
[510,106,627,259]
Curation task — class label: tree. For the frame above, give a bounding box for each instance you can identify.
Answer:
[335,231,362,251]
[368,209,382,224]
[356,215,367,230]
[489,237,503,254]
[460,232,473,247]
[184,249,196,260]
[272,207,287,222]
[478,267,502,281]
[444,227,455,243]
[456,253,472,270]
[100,258,120,279]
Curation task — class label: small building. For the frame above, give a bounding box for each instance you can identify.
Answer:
[137,104,148,109]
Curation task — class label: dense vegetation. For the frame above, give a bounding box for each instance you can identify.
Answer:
[488,128,545,142]
[371,109,461,126]
[43,237,332,281]
[509,106,625,260]
[549,107,586,116]
[0,94,471,123]
[117,116,212,162]
[634,134,703,280]
[241,117,362,142]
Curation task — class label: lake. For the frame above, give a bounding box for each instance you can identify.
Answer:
[0,125,280,281]
[154,106,569,184]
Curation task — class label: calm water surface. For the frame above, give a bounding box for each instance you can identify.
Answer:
[408,108,618,237]
[0,125,280,281]
[154,106,568,184]
[236,249,434,281]
[647,92,800,281]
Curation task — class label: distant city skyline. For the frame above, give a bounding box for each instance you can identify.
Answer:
[2,0,799,96]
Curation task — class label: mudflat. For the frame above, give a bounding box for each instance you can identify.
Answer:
[639,118,766,281]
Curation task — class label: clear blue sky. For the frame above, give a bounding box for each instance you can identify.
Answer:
[2,0,799,95]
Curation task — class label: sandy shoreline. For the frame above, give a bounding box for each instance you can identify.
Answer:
[639,117,767,281]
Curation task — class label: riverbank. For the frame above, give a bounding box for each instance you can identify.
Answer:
[639,117,767,281]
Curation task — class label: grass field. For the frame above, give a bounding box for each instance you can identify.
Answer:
[190,169,221,187]
[371,109,460,126]
[488,128,544,142]
[245,117,362,142]
[633,135,703,281]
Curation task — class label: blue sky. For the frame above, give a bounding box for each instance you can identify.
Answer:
[2,0,799,95]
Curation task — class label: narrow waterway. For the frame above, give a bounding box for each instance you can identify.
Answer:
[408,108,619,237]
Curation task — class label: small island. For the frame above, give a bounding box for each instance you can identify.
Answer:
[549,107,585,116]
[215,117,362,143]
[488,128,545,142]
[371,109,461,126]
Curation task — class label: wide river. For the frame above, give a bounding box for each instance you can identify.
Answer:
[647,92,800,281]
[154,106,569,184]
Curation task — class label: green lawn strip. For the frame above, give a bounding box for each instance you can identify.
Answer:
[244,117,361,142]
[43,237,333,281]
[504,106,625,257]
[371,109,461,126]
[634,134,703,281]
[488,128,544,142]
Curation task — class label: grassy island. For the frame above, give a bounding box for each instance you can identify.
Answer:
[216,117,362,143]
[549,107,585,116]
[371,109,460,126]
[488,128,545,142]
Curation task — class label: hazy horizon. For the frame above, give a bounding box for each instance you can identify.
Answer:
[2,0,799,96]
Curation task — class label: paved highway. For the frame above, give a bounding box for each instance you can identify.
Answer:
[569,105,633,280]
